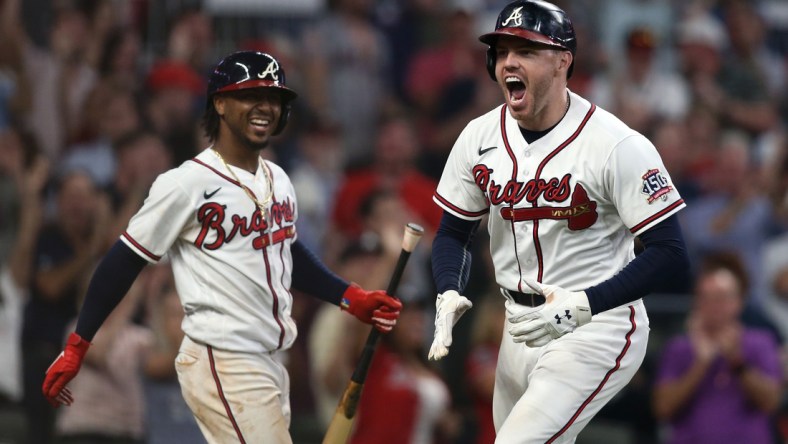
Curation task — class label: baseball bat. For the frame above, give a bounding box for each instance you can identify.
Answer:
[322,223,425,444]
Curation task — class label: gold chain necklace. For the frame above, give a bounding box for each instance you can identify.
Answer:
[212,148,273,217]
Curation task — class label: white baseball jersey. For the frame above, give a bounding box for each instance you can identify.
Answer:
[121,148,298,354]
[434,90,685,295]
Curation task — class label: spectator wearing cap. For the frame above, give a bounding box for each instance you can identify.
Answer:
[143,60,204,165]
[676,10,728,77]
[589,25,689,134]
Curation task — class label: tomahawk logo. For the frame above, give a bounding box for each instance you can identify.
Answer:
[501,6,524,27]
[554,310,572,324]
[257,60,279,82]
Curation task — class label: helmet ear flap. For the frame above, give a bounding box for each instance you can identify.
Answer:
[274,103,290,135]
[486,46,497,81]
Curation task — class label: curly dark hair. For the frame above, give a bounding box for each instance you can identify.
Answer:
[201,99,220,143]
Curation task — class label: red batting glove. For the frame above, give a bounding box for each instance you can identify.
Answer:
[42,332,90,407]
[340,284,403,332]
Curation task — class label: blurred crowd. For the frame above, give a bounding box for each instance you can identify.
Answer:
[0,0,786,443]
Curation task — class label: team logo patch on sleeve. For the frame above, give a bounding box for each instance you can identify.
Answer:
[641,169,673,203]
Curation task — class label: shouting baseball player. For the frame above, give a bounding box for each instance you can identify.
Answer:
[41,51,403,443]
[428,1,690,442]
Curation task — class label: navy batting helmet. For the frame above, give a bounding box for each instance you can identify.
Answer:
[479,0,576,81]
[206,51,297,135]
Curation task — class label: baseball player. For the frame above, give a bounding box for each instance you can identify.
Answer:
[41,51,403,443]
[428,1,690,442]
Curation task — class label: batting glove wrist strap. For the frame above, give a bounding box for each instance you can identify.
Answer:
[41,332,91,407]
[508,279,592,347]
[341,284,403,333]
[428,290,473,361]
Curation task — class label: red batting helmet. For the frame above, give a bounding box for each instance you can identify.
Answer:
[480,0,577,80]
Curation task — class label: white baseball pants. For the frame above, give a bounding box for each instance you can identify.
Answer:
[494,299,649,443]
[175,335,292,444]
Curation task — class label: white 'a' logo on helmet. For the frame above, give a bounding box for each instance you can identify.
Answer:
[257,60,279,83]
[501,6,524,27]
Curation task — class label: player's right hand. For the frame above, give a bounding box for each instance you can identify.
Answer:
[340,284,403,333]
[429,290,473,361]
[42,332,91,408]
[508,279,591,347]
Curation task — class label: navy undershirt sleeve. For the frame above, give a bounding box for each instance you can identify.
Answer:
[585,215,690,315]
[291,240,349,305]
[432,211,481,294]
[75,240,148,341]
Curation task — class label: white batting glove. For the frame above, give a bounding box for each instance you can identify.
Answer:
[428,290,473,360]
[508,278,592,347]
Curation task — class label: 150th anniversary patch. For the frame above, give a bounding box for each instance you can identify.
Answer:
[641,168,672,203]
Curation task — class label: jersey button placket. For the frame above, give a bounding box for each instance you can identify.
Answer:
[521,152,532,178]
[521,151,537,277]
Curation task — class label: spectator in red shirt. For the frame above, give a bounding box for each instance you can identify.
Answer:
[350,295,459,444]
[331,114,441,242]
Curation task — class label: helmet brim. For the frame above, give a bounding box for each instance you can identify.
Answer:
[213,79,298,102]
[479,27,570,53]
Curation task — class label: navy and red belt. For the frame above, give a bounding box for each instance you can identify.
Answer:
[502,289,546,307]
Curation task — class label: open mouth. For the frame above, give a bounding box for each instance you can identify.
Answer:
[505,76,526,104]
[250,117,272,131]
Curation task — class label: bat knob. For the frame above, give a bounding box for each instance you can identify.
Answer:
[403,223,424,252]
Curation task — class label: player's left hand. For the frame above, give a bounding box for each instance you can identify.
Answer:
[340,284,403,333]
[507,279,592,347]
[429,290,473,360]
[42,332,91,407]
